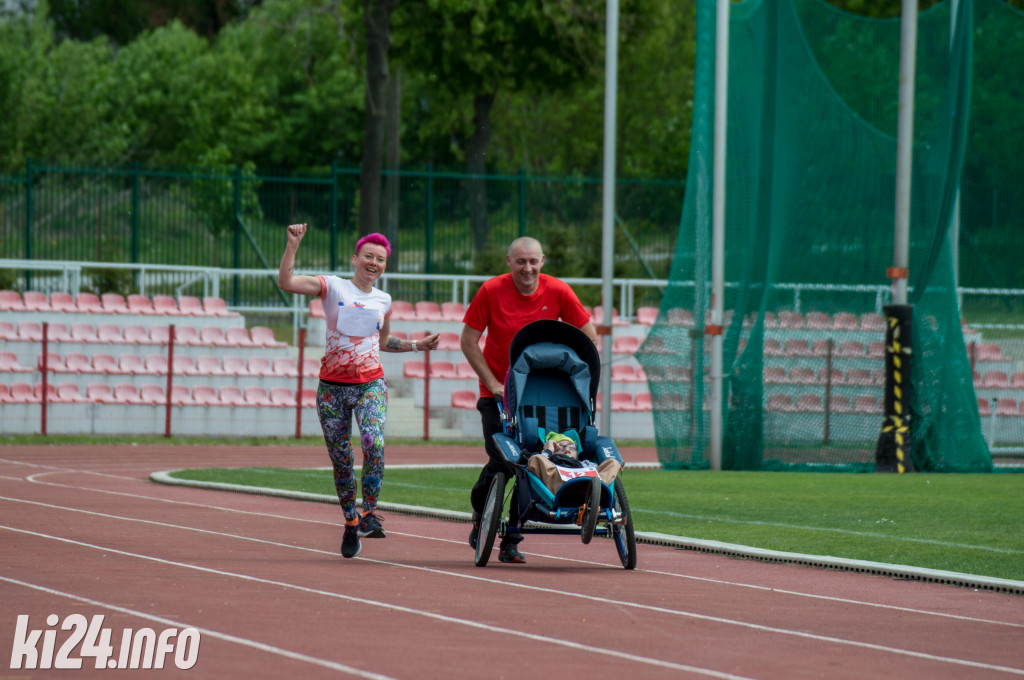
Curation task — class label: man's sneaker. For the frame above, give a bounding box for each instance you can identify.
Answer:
[498,542,526,564]
[341,524,361,558]
[358,512,386,539]
[468,514,480,549]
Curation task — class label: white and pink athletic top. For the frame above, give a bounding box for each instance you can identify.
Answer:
[316,275,392,384]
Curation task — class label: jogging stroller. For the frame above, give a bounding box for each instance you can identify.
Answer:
[473,319,637,569]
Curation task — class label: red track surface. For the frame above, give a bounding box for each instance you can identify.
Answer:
[1,444,1022,679]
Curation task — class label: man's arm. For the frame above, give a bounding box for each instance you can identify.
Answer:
[461,325,503,396]
[278,223,322,296]
[578,320,598,344]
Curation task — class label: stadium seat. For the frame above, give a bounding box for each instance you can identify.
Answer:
[441,301,465,321]
[55,382,86,403]
[221,356,247,375]
[250,326,286,348]
[818,368,843,385]
[177,296,207,316]
[456,361,477,380]
[224,327,254,347]
[45,323,72,342]
[592,306,629,326]
[248,357,274,377]
[451,390,478,409]
[91,354,120,374]
[982,371,1010,388]
[119,354,146,374]
[17,322,43,342]
[299,388,317,407]
[995,398,1018,416]
[777,311,804,329]
[835,340,865,357]
[636,307,658,325]
[7,383,37,403]
[634,392,653,411]
[70,323,98,342]
[866,341,885,358]
[611,392,637,411]
[191,385,219,406]
[37,352,64,373]
[148,325,171,345]
[403,360,427,379]
[243,386,272,406]
[309,298,325,319]
[844,368,873,385]
[783,339,811,356]
[763,339,784,356]
[173,326,201,346]
[32,382,58,403]
[804,311,831,330]
[612,336,640,354]
[301,359,320,377]
[171,385,193,406]
[218,386,245,406]
[202,297,239,318]
[667,308,694,326]
[0,290,25,311]
[86,383,115,404]
[49,291,76,313]
[610,364,639,383]
[795,394,824,412]
[113,384,143,404]
[96,324,123,344]
[272,357,299,378]
[139,384,167,405]
[0,321,15,340]
[1011,372,1024,388]
[852,395,880,413]
[789,367,817,384]
[390,300,416,320]
[269,387,295,407]
[100,293,129,314]
[414,301,444,322]
[122,325,150,345]
[767,394,795,412]
[436,331,461,351]
[831,312,859,331]
[23,291,50,311]
[763,366,787,383]
[976,397,992,417]
[151,295,182,315]
[144,353,169,375]
[829,395,853,413]
[74,292,104,313]
[389,330,408,341]
[191,356,224,377]
[859,313,886,331]
[199,327,227,346]
[976,343,1007,361]
[171,356,195,376]
[429,361,459,379]
[0,351,33,374]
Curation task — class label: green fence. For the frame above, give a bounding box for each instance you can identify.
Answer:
[0,162,684,308]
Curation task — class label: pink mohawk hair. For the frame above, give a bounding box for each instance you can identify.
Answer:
[355,232,391,257]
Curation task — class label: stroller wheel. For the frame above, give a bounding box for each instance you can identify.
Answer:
[474,472,507,567]
[612,477,637,569]
[580,475,601,545]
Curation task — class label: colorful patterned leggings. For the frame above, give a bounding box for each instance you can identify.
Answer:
[316,378,388,522]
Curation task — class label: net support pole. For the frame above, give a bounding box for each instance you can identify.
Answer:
[891,0,918,307]
[598,0,619,434]
[709,0,731,471]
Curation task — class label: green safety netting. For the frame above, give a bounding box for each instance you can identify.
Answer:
[637,0,1021,471]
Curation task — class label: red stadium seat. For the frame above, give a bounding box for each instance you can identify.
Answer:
[859,313,886,331]
[224,327,254,347]
[301,359,320,377]
[414,301,444,322]
[269,387,296,407]
[191,356,224,377]
[795,394,824,412]
[113,384,143,404]
[634,392,653,411]
[218,386,245,406]
[611,392,636,411]
[804,311,831,329]
[45,322,72,342]
[37,352,64,373]
[982,371,1010,388]
[221,356,247,375]
[243,387,272,406]
[122,325,150,345]
[202,297,240,318]
[441,301,465,321]
[86,383,115,404]
[177,295,207,316]
[272,358,299,378]
[55,382,86,403]
[390,300,416,320]
[767,394,795,412]
[456,361,477,380]
[139,384,167,405]
[74,292,104,313]
[119,354,146,375]
[251,326,286,348]
[611,364,639,383]
[23,291,50,311]
[143,354,169,375]
[429,361,458,379]
[852,395,880,413]
[247,357,274,377]
[100,293,129,314]
[33,382,58,403]
[17,322,43,342]
[0,321,16,340]
[191,385,219,406]
[451,390,478,409]
[151,295,182,315]
[171,355,195,375]
[831,312,859,331]
[70,323,98,343]
[91,354,120,374]
[403,360,427,379]
[96,324,123,344]
[436,331,461,351]
[49,291,76,313]
[171,385,193,406]
[612,336,640,355]
[0,351,33,374]
[0,290,25,311]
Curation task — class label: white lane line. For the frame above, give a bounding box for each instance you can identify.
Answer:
[13,471,1024,629]
[0,575,399,680]
[0,524,754,680]
[2,495,1023,676]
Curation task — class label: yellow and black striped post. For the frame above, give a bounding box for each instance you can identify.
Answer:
[874,304,915,472]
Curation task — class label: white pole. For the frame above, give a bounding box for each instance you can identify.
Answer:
[709,0,730,470]
[950,0,961,304]
[600,0,619,433]
[892,0,919,305]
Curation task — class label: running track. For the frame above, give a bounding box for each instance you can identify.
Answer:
[1,444,1022,679]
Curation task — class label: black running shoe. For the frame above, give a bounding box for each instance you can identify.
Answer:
[468,514,480,549]
[358,512,386,538]
[341,524,361,558]
[498,541,526,564]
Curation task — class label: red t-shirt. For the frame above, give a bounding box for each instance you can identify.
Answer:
[462,273,591,398]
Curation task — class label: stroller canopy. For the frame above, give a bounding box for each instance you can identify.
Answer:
[506,320,601,419]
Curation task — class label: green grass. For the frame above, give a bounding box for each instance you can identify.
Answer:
[168,466,1024,582]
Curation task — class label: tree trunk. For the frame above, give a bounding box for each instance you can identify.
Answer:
[359,0,399,237]
[384,68,401,247]
[467,92,495,253]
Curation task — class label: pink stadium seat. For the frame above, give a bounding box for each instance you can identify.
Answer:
[173,326,201,345]
[74,292,104,313]
[60,353,90,375]
[151,295,182,315]
[403,360,427,379]
[270,387,296,407]
[148,325,171,345]
[219,386,245,406]
[224,327,254,347]
[49,291,76,313]
[139,384,167,405]
[811,339,832,357]
[127,294,154,315]
[611,392,636,411]
[272,358,298,378]
[636,307,658,325]
[436,332,461,351]
[763,339,784,356]
[37,352,64,373]
[789,367,817,384]
[202,297,239,318]
[171,385,193,406]
[634,392,653,411]
[0,351,32,373]
[390,300,416,320]
[23,291,50,311]
[0,290,25,311]
[456,362,477,380]
[119,354,146,374]
[91,354,120,374]
[451,390,478,409]
[995,398,1018,416]
[17,322,43,342]
[302,359,320,377]
[859,313,886,331]
[667,308,693,326]
[768,394,795,412]
[0,383,9,403]
[976,343,1007,361]
[441,301,465,321]
[829,395,853,413]
[243,387,272,406]
[191,385,219,406]
[86,383,115,404]
[1011,372,1024,389]
[250,326,286,348]
[221,356,247,375]
[100,293,129,314]
[430,361,458,379]
[612,336,640,354]
[122,325,150,345]
[96,324,123,344]
[8,383,37,403]
[389,330,408,341]
[831,312,859,331]
[977,397,992,417]
[309,298,325,319]
[410,330,429,342]
[191,356,224,376]
[783,339,811,356]
[795,394,824,412]
[835,340,865,358]
[818,368,843,385]
[248,357,274,377]
[70,323,98,342]
[982,371,1010,388]
[177,295,207,316]
[804,312,831,330]
[0,321,15,340]
[113,384,143,404]
[852,395,881,413]
[300,388,317,408]
[55,382,85,403]
[611,364,639,383]
[866,341,885,358]
[45,323,72,342]
[592,306,629,326]
[777,311,804,329]
[415,301,444,322]
[763,367,786,384]
[199,327,227,346]
[144,354,169,375]
[33,383,58,402]
[844,368,873,385]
